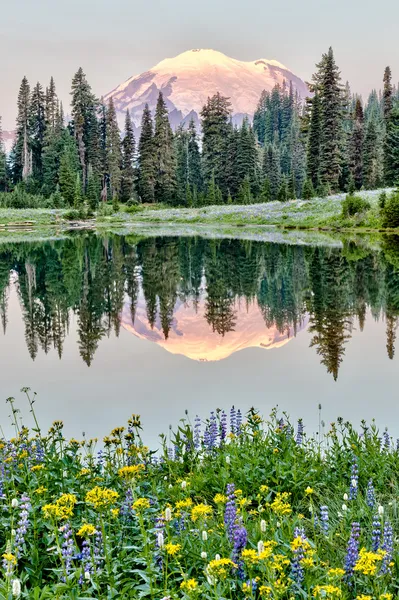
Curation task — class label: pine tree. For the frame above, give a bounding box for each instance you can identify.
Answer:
[187,118,202,193]
[237,117,258,194]
[302,178,315,200]
[70,67,98,188]
[363,118,380,189]
[45,77,58,130]
[106,97,122,199]
[120,110,136,203]
[73,173,83,208]
[201,92,231,197]
[153,92,176,204]
[306,91,321,187]
[224,123,240,200]
[260,177,271,202]
[384,104,399,185]
[29,82,46,186]
[313,48,343,192]
[58,135,79,205]
[383,66,393,121]
[238,175,253,204]
[42,125,65,196]
[350,98,364,190]
[0,118,7,192]
[13,76,31,183]
[277,176,288,202]
[86,166,100,210]
[175,125,189,205]
[137,104,155,203]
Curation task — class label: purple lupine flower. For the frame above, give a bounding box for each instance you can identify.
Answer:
[371,515,381,551]
[236,410,242,435]
[224,483,237,542]
[381,520,394,574]
[167,447,173,461]
[296,419,304,446]
[194,415,201,449]
[209,412,218,449]
[93,527,104,572]
[366,479,375,508]
[290,528,307,586]
[232,522,247,572]
[383,428,390,450]
[15,494,31,557]
[320,506,329,534]
[35,441,45,463]
[344,522,360,582]
[78,540,92,584]
[220,411,227,443]
[61,523,74,579]
[96,450,104,470]
[230,406,237,436]
[121,488,133,518]
[349,457,358,500]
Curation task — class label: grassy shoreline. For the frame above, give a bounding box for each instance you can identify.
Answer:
[1,394,399,599]
[0,189,397,236]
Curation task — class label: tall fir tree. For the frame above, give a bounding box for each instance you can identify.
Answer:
[306,91,321,188]
[105,97,122,199]
[45,77,58,130]
[137,104,155,203]
[120,110,136,203]
[350,98,364,190]
[13,76,31,183]
[29,82,46,187]
[187,118,202,194]
[153,92,176,204]
[384,103,399,185]
[313,47,343,192]
[0,118,7,192]
[201,92,231,197]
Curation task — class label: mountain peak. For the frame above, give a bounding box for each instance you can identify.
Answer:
[105,48,308,130]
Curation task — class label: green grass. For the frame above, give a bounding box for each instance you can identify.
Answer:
[1,391,399,598]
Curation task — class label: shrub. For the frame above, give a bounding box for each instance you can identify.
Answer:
[341,194,371,218]
[382,189,399,228]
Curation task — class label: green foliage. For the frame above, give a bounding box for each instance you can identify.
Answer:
[382,190,399,228]
[302,178,315,200]
[341,194,371,218]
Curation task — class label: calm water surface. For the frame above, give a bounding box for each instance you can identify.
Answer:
[0,233,399,445]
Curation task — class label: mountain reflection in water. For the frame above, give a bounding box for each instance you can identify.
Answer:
[1,233,399,380]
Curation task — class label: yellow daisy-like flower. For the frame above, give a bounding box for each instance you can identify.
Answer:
[79,468,91,476]
[77,524,96,537]
[207,558,237,580]
[132,498,150,511]
[259,485,269,493]
[259,585,272,597]
[213,493,227,504]
[42,493,77,521]
[191,503,213,522]
[34,486,47,495]
[118,464,145,478]
[270,492,292,516]
[305,487,314,495]
[313,585,342,598]
[328,568,345,578]
[175,498,193,510]
[165,542,181,556]
[180,578,198,592]
[31,465,44,472]
[354,548,386,576]
[379,594,393,600]
[356,596,372,600]
[241,549,259,565]
[2,553,17,565]
[85,486,119,510]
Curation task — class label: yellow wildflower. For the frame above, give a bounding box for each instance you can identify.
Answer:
[165,542,181,556]
[207,558,237,580]
[291,536,311,552]
[34,486,47,495]
[2,553,17,565]
[302,557,314,568]
[258,541,278,561]
[234,489,243,497]
[379,595,393,600]
[270,492,292,516]
[132,498,150,511]
[175,498,193,510]
[241,549,259,565]
[305,487,314,495]
[243,582,252,594]
[356,596,372,600]
[313,585,342,598]
[180,578,198,592]
[111,508,119,517]
[118,464,145,478]
[191,504,213,522]
[273,448,279,454]
[213,494,227,504]
[79,468,91,476]
[328,568,345,578]
[31,465,44,472]
[259,485,269,493]
[354,548,386,576]
[259,585,272,597]
[42,493,77,521]
[85,486,119,510]
[77,524,96,537]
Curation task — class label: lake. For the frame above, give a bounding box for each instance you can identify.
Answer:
[0,231,399,446]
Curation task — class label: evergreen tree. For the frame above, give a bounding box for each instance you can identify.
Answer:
[70,67,98,188]
[363,118,380,189]
[137,104,155,203]
[45,76,58,130]
[313,47,343,192]
[175,125,189,205]
[0,118,7,192]
[73,173,83,208]
[29,82,46,186]
[153,92,176,204]
[86,166,100,210]
[383,66,393,121]
[260,177,271,202]
[201,92,231,197]
[306,91,321,187]
[13,76,31,183]
[120,110,136,203]
[302,178,315,200]
[277,176,288,202]
[58,134,79,205]
[105,97,122,199]
[350,98,364,190]
[384,105,399,185]
[187,118,202,193]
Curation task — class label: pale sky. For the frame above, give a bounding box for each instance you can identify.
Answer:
[0,0,398,129]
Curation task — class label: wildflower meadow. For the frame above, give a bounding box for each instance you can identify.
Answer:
[1,390,399,599]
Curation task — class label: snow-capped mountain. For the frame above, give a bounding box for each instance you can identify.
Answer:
[104,48,308,130]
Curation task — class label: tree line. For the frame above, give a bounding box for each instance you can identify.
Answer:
[0,48,398,209]
[1,233,399,378]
